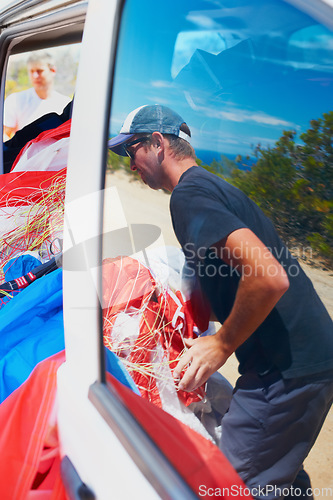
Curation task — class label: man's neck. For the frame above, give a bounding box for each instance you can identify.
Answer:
[34,87,53,100]
[164,158,197,192]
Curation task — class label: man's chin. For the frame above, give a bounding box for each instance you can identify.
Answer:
[140,175,159,190]
[33,83,46,91]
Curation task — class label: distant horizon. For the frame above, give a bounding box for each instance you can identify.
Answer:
[195,148,255,171]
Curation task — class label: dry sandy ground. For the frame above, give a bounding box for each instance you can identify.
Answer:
[106,170,333,498]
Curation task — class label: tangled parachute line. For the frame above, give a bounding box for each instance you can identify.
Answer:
[0,171,66,284]
[102,256,205,408]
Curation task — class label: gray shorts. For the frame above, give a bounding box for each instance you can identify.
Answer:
[220,370,333,500]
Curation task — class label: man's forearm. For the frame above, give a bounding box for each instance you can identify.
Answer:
[216,271,289,357]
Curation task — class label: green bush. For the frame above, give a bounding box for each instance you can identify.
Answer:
[205,112,333,268]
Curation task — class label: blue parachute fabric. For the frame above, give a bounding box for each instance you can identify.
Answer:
[104,346,140,395]
[0,254,41,307]
[3,253,41,278]
[0,255,139,402]
[0,267,64,403]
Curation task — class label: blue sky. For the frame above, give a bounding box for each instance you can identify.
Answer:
[110,0,333,160]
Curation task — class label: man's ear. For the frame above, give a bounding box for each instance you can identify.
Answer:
[151,131,164,150]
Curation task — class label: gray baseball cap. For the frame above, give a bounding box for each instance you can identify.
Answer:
[108,104,191,156]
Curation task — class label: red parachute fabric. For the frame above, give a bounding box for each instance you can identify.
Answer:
[102,256,155,314]
[102,256,205,407]
[0,168,67,207]
[0,351,66,500]
[107,371,251,499]
[10,119,71,171]
[0,345,248,499]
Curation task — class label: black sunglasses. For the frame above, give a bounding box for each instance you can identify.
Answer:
[124,137,149,160]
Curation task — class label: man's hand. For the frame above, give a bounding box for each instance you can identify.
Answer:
[173,333,230,392]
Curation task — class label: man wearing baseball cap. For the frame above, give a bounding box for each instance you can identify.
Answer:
[109,104,333,499]
[108,104,195,189]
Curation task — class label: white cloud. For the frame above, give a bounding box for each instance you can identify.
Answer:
[151,80,175,89]
[221,110,293,127]
[187,100,296,128]
[186,13,218,30]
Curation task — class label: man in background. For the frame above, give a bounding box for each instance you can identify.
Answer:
[3,51,70,140]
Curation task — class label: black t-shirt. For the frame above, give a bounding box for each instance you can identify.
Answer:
[170,166,333,378]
